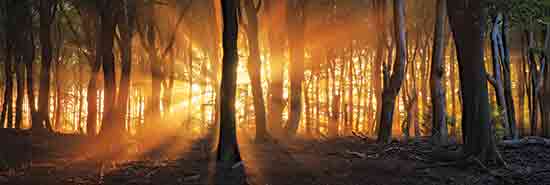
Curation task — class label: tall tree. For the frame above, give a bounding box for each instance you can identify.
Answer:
[377,0,408,144]
[487,14,511,139]
[215,0,245,184]
[286,0,305,137]
[243,0,269,142]
[430,0,448,145]
[448,0,499,162]
[36,0,57,132]
[116,0,137,134]
[266,0,286,137]
[98,0,119,137]
[372,0,386,135]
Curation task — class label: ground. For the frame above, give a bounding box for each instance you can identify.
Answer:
[0,129,548,185]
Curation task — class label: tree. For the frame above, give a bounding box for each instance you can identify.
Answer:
[36,0,57,132]
[430,0,448,145]
[377,0,408,144]
[266,0,286,137]
[286,0,305,137]
[487,14,511,139]
[98,0,119,136]
[215,0,245,184]
[242,0,269,142]
[115,0,137,135]
[448,0,499,162]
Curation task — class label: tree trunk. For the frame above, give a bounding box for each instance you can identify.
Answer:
[243,0,268,142]
[86,7,101,136]
[54,61,63,131]
[215,0,245,184]
[377,0,408,144]
[499,15,518,139]
[116,0,136,135]
[488,14,511,139]
[527,30,539,136]
[286,0,305,138]
[448,0,499,162]
[541,24,550,137]
[430,0,448,145]
[98,0,119,137]
[147,24,162,128]
[24,14,37,130]
[266,0,286,137]
[37,0,57,132]
[372,0,386,134]
[1,44,13,129]
[15,46,25,129]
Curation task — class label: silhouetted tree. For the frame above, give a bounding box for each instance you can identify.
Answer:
[377,0,408,144]
[215,0,245,184]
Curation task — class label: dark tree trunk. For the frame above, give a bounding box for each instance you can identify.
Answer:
[372,0,386,133]
[448,0,499,162]
[243,0,268,142]
[37,0,56,132]
[499,15,518,139]
[116,0,136,134]
[23,9,37,130]
[377,0,408,144]
[541,24,550,137]
[430,0,448,145]
[98,0,119,137]
[1,43,13,129]
[15,48,25,129]
[527,30,539,136]
[488,14,511,139]
[215,0,245,184]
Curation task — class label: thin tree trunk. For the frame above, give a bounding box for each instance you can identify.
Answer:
[377,0,408,144]
[266,0,286,137]
[1,45,13,129]
[541,24,550,137]
[430,0,448,145]
[286,0,305,138]
[116,0,136,134]
[243,0,268,142]
[488,14,511,139]
[499,15,518,139]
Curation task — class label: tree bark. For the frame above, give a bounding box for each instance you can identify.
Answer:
[377,0,408,144]
[488,14,511,139]
[37,0,57,132]
[499,15,518,139]
[116,0,136,135]
[216,0,245,184]
[448,0,499,162]
[541,24,550,137]
[1,41,13,129]
[243,0,268,142]
[86,7,101,136]
[98,0,119,137]
[430,0,448,145]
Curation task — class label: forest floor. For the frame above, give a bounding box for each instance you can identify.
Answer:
[0,129,549,185]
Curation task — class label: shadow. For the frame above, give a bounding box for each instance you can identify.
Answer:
[100,132,217,185]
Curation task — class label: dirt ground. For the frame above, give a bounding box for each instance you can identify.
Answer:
[0,129,548,185]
